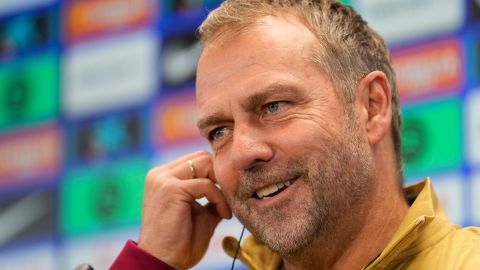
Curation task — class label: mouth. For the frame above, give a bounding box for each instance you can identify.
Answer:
[254,177,299,200]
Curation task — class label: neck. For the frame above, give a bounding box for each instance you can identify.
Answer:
[282,175,409,270]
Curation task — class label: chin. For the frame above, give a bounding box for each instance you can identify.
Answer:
[238,203,321,255]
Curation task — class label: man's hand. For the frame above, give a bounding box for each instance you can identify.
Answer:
[138,151,232,269]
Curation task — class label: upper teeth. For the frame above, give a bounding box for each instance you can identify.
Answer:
[256,180,291,199]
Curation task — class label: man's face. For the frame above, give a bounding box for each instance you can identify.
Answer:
[196,15,374,254]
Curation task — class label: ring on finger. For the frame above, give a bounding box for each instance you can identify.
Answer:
[187,159,197,179]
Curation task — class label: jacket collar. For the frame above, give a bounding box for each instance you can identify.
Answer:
[222,178,455,270]
[366,178,456,269]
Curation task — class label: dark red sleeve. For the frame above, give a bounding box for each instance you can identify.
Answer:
[110,240,176,270]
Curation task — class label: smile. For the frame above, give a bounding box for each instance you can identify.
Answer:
[254,178,298,200]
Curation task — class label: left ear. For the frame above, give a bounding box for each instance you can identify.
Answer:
[355,70,392,145]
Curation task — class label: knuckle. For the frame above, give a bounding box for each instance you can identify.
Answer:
[199,178,213,186]
[146,168,158,180]
[199,179,216,193]
[195,150,211,159]
[197,153,212,163]
[145,168,162,184]
[195,154,213,170]
[145,171,158,187]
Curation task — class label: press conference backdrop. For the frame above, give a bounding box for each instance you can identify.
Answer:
[0,0,478,269]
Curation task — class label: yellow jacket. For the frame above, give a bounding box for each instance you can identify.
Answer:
[222,178,480,269]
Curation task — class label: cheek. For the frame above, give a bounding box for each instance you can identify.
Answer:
[276,121,331,150]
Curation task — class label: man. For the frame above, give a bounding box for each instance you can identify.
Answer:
[111,0,480,269]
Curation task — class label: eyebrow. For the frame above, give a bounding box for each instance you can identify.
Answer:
[196,83,302,132]
[241,84,300,112]
[197,112,230,133]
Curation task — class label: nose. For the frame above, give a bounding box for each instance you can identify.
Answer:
[230,122,274,171]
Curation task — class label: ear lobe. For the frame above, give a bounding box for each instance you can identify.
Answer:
[357,71,392,145]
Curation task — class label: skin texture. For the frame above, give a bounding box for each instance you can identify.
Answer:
[138,14,409,270]
[197,13,376,257]
[139,151,231,269]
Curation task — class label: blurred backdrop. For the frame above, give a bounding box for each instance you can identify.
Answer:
[0,0,478,269]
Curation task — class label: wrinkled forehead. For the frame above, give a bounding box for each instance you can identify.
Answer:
[195,14,319,108]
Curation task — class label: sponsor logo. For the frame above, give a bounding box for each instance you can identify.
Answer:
[64,0,156,42]
[0,188,56,248]
[162,30,201,89]
[465,89,480,165]
[61,157,148,235]
[355,0,464,44]
[152,90,203,148]
[0,0,54,17]
[0,53,59,129]
[402,117,427,164]
[401,97,462,177]
[0,123,62,188]
[472,0,480,20]
[392,38,464,101]
[3,73,31,120]
[68,110,144,165]
[63,30,157,118]
[93,178,121,220]
[0,7,54,59]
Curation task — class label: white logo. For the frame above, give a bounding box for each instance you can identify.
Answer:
[63,29,158,118]
[354,0,464,44]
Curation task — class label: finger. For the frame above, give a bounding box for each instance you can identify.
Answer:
[168,153,217,181]
[180,178,231,219]
[161,151,210,170]
[149,151,217,181]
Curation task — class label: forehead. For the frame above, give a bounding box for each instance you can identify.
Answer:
[195,15,321,119]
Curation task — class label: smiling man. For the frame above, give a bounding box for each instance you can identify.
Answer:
[111,1,480,270]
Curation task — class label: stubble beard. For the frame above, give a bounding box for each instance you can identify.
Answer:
[228,121,374,256]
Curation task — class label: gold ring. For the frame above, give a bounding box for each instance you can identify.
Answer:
[187,159,197,178]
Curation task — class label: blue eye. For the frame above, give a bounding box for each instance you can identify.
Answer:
[265,102,282,113]
[209,127,227,141]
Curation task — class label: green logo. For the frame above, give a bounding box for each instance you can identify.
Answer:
[60,157,148,236]
[402,117,427,164]
[0,52,59,129]
[401,97,463,177]
[93,177,121,220]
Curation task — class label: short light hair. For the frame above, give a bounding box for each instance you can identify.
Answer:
[198,0,403,180]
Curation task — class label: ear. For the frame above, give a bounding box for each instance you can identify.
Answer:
[355,71,392,145]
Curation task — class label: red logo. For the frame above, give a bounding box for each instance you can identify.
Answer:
[152,91,203,148]
[64,0,156,42]
[392,38,465,101]
[0,123,62,188]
